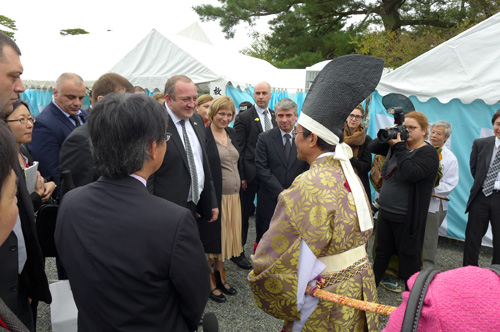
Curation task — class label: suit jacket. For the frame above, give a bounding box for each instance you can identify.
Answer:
[55,176,210,332]
[466,136,496,212]
[234,106,277,184]
[59,123,96,189]
[0,166,51,328]
[148,112,216,220]
[255,127,309,222]
[202,126,240,253]
[30,102,88,190]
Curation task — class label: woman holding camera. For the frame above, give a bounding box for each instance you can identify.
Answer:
[369,111,439,288]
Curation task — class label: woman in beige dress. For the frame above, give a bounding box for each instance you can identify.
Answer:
[203,96,242,303]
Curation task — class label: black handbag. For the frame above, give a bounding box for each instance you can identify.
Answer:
[36,203,59,257]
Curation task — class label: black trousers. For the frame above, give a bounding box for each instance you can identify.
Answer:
[463,191,500,266]
[373,210,421,286]
[240,181,259,248]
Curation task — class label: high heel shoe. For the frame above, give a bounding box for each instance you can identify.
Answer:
[214,269,237,295]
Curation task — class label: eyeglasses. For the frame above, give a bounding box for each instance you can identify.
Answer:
[348,114,363,120]
[5,117,36,125]
[406,125,420,132]
[291,128,304,138]
[165,132,172,142]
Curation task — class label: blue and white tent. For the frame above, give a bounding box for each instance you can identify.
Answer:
[370,12,500,245]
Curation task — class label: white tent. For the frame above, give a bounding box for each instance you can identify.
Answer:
[110,29,305,92]
[377,12,500,105]
[369,12,500,244]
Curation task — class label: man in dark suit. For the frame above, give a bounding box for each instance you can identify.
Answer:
[0,32,51,332]
[464,109,500,266]
[255,98,309,244]
[55,94,210,331]
[148,75,218,222]
[30,73,87,193]
[59,73,134,190]
[233,81,277,268]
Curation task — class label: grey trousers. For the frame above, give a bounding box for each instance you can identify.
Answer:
[423,201,447,269]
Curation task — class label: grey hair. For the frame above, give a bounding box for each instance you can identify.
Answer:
[431,120,452,138]
[88,94,168,179]
[274,98,298,115]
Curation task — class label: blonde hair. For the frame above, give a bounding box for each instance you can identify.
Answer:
[197,94,213,107]
[208,96,235,122]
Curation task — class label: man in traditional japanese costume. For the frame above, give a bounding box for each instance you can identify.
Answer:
[248,55,384,332]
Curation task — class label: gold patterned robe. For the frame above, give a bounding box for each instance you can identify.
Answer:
[248,155,378,332]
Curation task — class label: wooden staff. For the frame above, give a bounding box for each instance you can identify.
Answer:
[306,285,397,316]
[432,194,450,201]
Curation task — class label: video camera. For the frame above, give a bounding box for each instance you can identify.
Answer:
[376,107,409,142]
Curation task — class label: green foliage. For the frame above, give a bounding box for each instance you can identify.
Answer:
[60,28,90,36]
[0,15,17,39]
[195,0,500,68]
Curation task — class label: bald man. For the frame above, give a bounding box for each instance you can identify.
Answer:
[30,73,88,194]
[233,81,277,269]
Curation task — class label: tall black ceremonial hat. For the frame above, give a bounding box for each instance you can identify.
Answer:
[298,55,384,144]
[382,93,415,113]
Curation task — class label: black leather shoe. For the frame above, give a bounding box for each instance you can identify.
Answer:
[214,270,237,296]
[230,253,252,270]
[209,288,226,303]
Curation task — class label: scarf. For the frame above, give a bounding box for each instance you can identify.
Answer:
[343,122,366,159]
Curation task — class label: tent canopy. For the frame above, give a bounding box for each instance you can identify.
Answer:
[16,25,306,92]
[377,11,500,105]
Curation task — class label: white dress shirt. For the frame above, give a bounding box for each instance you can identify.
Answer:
[429,145,459,212]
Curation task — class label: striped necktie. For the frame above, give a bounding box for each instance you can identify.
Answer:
[263,110,272,131]
[483,148,500,197]
[180,120,200,204]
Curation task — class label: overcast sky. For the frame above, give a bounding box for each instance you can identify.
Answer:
[1,0,268,53]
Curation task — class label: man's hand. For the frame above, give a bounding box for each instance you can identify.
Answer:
[41,181,56,202]
[241,180,247,191]
[208,208,219,223]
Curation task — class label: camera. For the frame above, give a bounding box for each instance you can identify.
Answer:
[376,107,409,142]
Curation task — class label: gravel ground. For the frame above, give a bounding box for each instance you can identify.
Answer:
[35,216,494,332]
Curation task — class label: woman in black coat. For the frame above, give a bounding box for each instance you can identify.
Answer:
[369,111,439,288]
[344,104,373,202]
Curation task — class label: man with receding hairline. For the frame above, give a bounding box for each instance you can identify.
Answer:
[30,73,88,193]
[232,81,277,269]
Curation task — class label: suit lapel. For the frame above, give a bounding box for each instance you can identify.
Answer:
[51,104,76,132]
[167,116,189,170]
[484,136,496,170]
[270,128,287,166]
[251,108,264,133]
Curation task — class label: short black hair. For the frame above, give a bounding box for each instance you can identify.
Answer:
[0,121,18,198]
[302,127,336,152]
[0,32,21,61]
[88,94,168,179]
[492,109,500,125]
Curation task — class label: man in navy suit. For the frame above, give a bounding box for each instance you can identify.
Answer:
[255,98,309,244]
[464,109,500,266]
[55,94,210,331]
[30,73,87,193]
[148,75,218,223]
[232,81,277,269]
